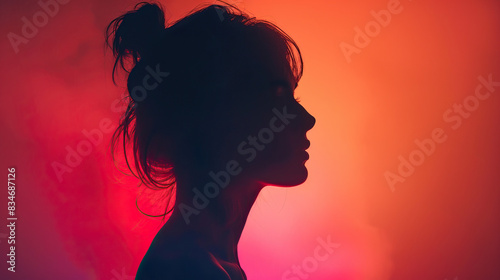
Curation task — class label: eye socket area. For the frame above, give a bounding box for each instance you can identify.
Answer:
[269,80,299,102]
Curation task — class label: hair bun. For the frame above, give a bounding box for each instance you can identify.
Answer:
[107,2,166,80]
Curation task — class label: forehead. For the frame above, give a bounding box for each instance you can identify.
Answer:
[268,67,297,90]
[260,50,295,84]
[242,34,297,92]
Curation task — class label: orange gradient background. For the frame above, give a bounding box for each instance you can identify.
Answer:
[1,0,499,279]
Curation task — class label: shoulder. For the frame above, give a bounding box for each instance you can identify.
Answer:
[136,238,230,280]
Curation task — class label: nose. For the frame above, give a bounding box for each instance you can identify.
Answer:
[300,105,315,131]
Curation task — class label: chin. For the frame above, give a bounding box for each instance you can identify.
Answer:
[284,168,309,186]
[256,150,311,187]
[261,164,309,187]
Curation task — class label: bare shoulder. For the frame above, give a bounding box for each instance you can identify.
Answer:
[135,235,230,280]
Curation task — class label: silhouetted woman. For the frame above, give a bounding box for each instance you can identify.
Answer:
[106,2,315,279]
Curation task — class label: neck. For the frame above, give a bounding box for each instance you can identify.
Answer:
[163,172,264,262]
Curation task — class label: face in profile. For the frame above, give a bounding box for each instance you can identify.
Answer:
[234,70,316,188]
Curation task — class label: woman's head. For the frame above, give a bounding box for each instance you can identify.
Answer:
[106,1,314,216]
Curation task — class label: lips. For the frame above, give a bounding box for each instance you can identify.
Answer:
[303,140,310,150]
[300,150,310,163]
[302,140,310,161]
